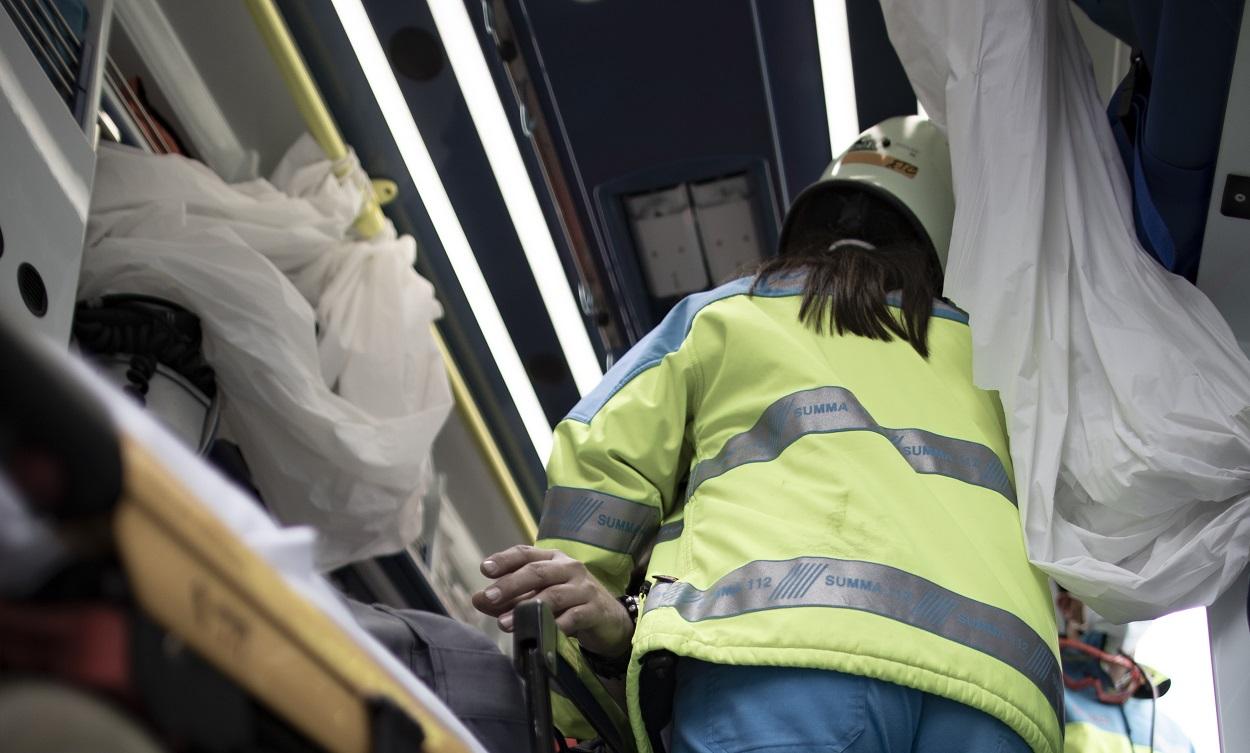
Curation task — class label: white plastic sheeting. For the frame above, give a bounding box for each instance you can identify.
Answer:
[81,136,453,570]
[880,0,1250,621]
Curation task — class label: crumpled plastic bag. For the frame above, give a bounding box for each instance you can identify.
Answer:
[880,0,1250,621]
[81,136,453,570]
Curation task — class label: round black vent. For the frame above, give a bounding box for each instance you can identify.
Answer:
[18,263,48,317]
[526,353,569,385]
[388,27,445,82]
[498,37,518,62]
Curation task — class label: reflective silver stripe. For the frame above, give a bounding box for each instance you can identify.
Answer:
[686,387,1015,504]
[644,556,1062,724]
[538,487,659,556]
[654,520,684,544]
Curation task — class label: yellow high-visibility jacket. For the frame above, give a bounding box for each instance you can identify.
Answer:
[538,273,1062,753]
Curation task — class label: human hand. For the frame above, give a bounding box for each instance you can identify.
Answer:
[471,545,634,657]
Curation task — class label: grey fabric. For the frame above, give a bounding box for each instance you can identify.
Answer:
[347,601,527,753]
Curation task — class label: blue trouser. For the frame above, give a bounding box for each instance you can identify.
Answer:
[670,660,1032,753]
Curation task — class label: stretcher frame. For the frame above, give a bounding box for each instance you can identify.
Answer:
[114,432,474,753]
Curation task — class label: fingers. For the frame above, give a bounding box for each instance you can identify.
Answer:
[473,545,562,617]
[473,558,579,616]
[475,588,539,621]
[535,582,593,616]
[494,584,593,634]
[554,604,594,637]
[480,544,558,578]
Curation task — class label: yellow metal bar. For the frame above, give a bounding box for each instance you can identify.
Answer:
[245,0,535,543]
[244,0,387,239]
[372,179,399,206]
[433,328,538,543]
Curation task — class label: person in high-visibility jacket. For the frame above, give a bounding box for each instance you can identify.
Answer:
[473,117,1063,753]
[1057,591,1196,753]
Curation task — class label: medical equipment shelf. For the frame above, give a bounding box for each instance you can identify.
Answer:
[0,0,99,344]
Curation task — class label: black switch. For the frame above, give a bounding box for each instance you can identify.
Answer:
[1221,174,1250,220]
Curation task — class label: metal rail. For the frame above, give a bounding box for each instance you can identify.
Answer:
[243,0,537,543]
[243,0,387,239]
[434,328,538,543]
[72,0,111,142]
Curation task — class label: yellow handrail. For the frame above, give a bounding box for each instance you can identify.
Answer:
[244,0,387,239]
[244,0,537,543]
[433,328,538,543]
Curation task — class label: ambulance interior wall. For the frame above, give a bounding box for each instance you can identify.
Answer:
[1197,6,1250,752]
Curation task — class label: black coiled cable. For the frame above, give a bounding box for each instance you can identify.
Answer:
[72,294,217,401]
[123,352,158,404]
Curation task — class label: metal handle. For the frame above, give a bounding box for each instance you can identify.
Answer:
[73,0,113,142]
[513,600,557,753]
[243,0,389,239]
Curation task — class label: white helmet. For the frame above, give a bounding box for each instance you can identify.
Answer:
[780,116,954,268]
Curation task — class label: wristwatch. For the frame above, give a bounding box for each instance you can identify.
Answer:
[619,594,640,624]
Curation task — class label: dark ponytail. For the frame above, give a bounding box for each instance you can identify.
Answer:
[754,189,945,358]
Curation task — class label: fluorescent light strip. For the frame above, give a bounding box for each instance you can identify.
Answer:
[427,0,603,397]
[329,0,553,462]
[813,0,859,152]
